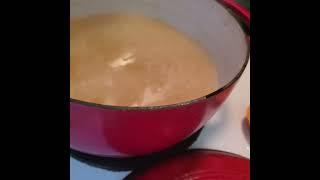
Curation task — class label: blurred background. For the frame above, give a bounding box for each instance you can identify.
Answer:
[237,0,250,10]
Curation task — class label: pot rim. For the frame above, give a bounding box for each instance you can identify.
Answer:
[70,1,250,111]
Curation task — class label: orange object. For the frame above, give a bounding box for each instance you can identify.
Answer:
[246,106,250,125]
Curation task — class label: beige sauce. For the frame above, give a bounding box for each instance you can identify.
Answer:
[70,14,219,107]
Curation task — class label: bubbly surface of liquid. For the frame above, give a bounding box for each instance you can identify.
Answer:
[71,14,219,107]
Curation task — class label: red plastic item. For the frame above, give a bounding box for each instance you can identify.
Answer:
[125,149,250,180]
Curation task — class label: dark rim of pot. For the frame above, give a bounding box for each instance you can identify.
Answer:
[70,2,250,111]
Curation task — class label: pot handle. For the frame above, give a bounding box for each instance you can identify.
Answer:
[218,0,250,41]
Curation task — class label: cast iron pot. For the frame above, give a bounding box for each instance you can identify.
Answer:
[70,0,250,157]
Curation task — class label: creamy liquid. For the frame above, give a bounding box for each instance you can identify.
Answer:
[70,14,219,107]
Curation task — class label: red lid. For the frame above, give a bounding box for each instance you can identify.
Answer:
[124,149,250,180]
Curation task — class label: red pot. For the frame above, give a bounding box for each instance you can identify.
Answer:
[70,0,250,157]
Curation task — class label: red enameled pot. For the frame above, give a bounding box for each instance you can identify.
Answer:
[70,0,250,157]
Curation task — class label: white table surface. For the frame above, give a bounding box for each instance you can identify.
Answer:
[70,60,250,180]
